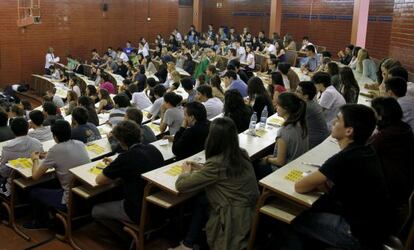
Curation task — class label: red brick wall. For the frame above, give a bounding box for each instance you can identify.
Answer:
[389,0,414,74]
[366,0,394,60]
[202,0,271,36]
[0,0,178,87]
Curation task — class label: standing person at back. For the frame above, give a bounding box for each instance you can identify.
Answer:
[0,118,43,197]
[312,72,346,129]
[295,81,329,148]
[294,104,392,249]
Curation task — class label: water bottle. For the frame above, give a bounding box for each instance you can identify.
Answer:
[249,112,257,135]
[260,106,268,130]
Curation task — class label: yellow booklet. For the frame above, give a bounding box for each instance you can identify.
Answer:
[268,116,285,126]
[164,165,182,176]
[86,143,105,155]
[89,162,106,175]
[9,158,33,169]
[148,123,160,133]
[284,169,304,182]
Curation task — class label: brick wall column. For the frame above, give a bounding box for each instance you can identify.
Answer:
[351,0,370,47]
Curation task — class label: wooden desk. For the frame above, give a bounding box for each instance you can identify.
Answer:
[85,138,113,160]
[147,121,163,137]
[97,124,112,137]
[70,155,118,187]
[248,137,341,249]
[32,74,69,98]
[175,67,191,77]
[65,113,109,126]
[174,87,189,100]
[150,139,175,163]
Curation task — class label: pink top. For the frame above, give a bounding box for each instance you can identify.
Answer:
[275,85,286,93]
[100,81,116,94]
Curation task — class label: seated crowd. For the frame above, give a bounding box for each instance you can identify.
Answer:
[0,24,413,250]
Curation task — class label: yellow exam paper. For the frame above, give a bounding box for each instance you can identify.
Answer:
[284,169,304,182]
[9,158,33,169]
[86,143,105,155]
[89,162,106,175]
[164,165,182,177]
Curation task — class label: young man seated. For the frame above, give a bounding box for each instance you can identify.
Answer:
[196,85,224,120]
[181,77,197,103]
[171,102,210,160]
[294,104,392,249]
[92,120,164,224]
[109,94,131,127]
[0,118,43,197]
[312,72,346,129]
[0,109,15,142]
[300,45,320,74]
[71,107,101,143]
[384,76,414,132]
[26,120,90,229]
[28,110,53,142]
[46,88,64,108]
[223,70,248,98]
[42,101,63,126]
[337,44,354,65]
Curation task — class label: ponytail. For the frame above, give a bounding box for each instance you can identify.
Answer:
[278,93,307,138]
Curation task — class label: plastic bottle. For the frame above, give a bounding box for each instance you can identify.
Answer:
[249,112,257,135]
[259,106,268,129]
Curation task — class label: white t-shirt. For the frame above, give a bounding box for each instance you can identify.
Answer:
[138,47,149,57]
[118,52,129,62]
[318,85,346,129]
[45,53,60,69]
[131,92,152,110]
[282,75,290,91]
[203,97,224,120]
[146,97,164,118]
[246,53,255,69]
[237,46,246,62]
[266,44,276,55]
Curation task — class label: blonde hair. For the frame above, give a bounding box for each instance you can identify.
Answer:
[171,71,181,83]
[356,49,369,73]
[167,61,176,72]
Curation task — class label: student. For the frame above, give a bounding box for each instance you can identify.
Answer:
[267,57,279,74]
[300,45,320,73]
[9,104,26,122]
[143,56,157,76]
[28,110,53,142]
[245,46,256,71]
[68,78,81,97]
[295,81,329,149]
[181,77,197,103]
[0,118,43,196]
[384,77,414,132]
[260,93,308,176]
[65,90,78,116]
[70,107,101,143]
[275,40,286,62]
[312,72,346,129]
[300,36,314,51]
[117,47,129,63]
[21,100,32,120]
[277,62,294,91]
[337,44,354,65]
[42,102,63,126]
[92,120,163,224]
[175,117,259,250]
[130,86,152,110]
[348,46,361,70]
[196,85,224,120]
[223,70,248,97]
[247,77,275,121]
[210,75,225,102]
[234,40,246,62]
[326,62,340,90]
[356,49,377,82]
[388,66,414,98]
[109,94,130,126]
[78,96,99,126]
[45,47,59,75]
[294,104,391,249]
[377,58,402,95]
[125,107,156,144]
[97,88,114,114]
[26,120,90,229]
[370,97,414,229]
[99,74,116,95]
[171,102,210,160]
[224,89,253,133]
[263,39,276,55]
[160,92,184,135]
[338,66,360,103]
[86,85,99,103]
[46,88,64,108]
[268,72,287,101]
[146,84,166,120]
[0,110,15,142]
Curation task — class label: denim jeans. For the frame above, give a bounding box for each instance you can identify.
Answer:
[183,194,209,247]
[30,187,67,223]
[292,212,361,250]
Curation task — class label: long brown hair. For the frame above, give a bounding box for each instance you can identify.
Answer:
[277,92,307,138]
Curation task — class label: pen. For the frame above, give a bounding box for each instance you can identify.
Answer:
[301,162,321,168]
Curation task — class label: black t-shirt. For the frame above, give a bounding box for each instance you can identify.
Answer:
[172,121,210,160]
[103,144,164,222]
[318,143,391,244]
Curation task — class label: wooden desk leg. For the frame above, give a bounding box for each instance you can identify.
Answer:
[248,188,273,250]
[10,173,31,241]
[56,179,82,250]
[138,182,156,250]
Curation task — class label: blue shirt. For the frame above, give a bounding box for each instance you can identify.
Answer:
[302,55,320,72]
[228,79,248,97]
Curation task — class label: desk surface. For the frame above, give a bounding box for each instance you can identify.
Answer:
[141,151,205,195]
[86,138,112,160]
[150,139,175,162]
[259,136,340,207]
[32,74,69,98]
[70,155,118,187]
